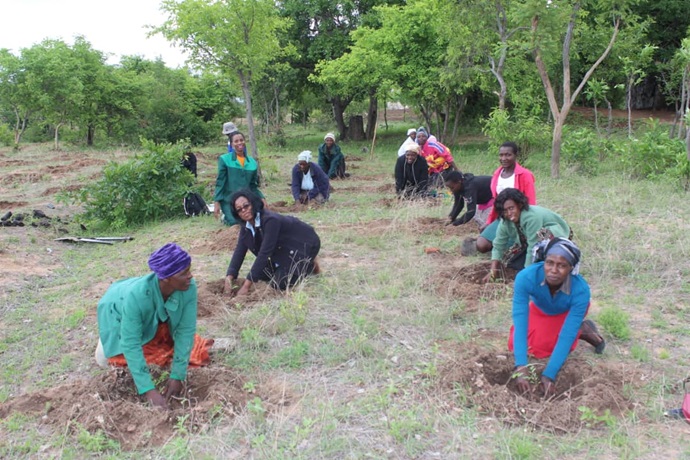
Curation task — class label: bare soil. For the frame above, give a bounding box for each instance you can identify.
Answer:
[0,367,291,450]
[437,334,642,433]
[431,260,517,308]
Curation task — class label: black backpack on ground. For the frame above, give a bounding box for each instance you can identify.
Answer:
[183,191,209,217]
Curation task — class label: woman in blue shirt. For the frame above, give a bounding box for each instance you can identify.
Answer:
[509,238,605,397]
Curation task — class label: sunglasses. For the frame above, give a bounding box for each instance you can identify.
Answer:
[235,203,251,213]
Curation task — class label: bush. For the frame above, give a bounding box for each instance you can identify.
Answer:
[561,127,609,176]
[69,140,204,229]
[0,123,13,147]
[596,306,630,340]
[481,109,551,160]
[619,119,686,179]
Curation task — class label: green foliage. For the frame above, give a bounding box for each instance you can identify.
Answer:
[596,306,631,340]
[619,120,686,180]
[76,427,120,453]
[482,108,551,159]
[0,123,12,146]
[578,406,617,429]
[279,291,309,327]
[561,127,609,176]
[270,341,309,369]
[69,140,203,229]
[630,343,651,362]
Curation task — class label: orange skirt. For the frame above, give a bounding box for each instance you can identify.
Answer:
[108,322,213,368]
[507,301,585,359]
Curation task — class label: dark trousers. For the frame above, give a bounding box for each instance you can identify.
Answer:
[258,240,321,290]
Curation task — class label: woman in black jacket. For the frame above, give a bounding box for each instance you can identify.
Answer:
[224,190,321,295]
[395,144,429,198]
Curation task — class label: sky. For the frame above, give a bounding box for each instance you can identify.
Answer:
[0,0,188,68]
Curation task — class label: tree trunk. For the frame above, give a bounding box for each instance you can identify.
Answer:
[606,99,613,138]
[365,91,378,140]
[239,73,259,162]
[238,70,263,184]
[349,115,365,141]
[551,120,563,179]
[331,96,350,140]
[383,95,388,131]
[627,76,633,138]
[13,108,28,149]
[54,123,63,150]
[87,124,95,146]
[593,101,600,134]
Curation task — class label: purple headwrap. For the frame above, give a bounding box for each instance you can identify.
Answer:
[148,243,192,279]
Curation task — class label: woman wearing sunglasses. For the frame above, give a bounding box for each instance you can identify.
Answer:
[224,189,321,296]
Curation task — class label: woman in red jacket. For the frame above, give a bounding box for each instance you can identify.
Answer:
[476,141,536,254]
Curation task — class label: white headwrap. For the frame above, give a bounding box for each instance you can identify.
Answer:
[324,132,336,141]
[298,150,312,162]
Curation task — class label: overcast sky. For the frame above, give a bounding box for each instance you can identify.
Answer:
[0,0,188,67]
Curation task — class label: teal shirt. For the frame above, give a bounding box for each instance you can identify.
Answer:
[97,273,198,394]
[491,205,570,266]
[213,151,264,225]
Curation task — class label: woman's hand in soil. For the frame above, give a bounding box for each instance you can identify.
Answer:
[145,389,168,410]
[513,366,531,394]
[236,279,253,297]
[164,379,184,403]
[224,276,238,297]
[540,376,556,399]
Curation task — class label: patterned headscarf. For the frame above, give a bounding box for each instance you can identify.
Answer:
[533,238,581,275]
[148,243,192,279]
[416,127,429,137]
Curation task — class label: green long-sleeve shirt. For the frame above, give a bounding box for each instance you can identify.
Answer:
[213,151,264,225]
[97,273,198,394]
[491,205,570,266]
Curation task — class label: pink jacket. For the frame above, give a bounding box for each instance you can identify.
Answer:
[486,162,536,225]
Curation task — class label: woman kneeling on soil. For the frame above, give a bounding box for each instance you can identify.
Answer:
[510,238,605,398]
[291,150,330,204]
[483,188,571,282]
[224,189,321,295]
[95,243,214,410]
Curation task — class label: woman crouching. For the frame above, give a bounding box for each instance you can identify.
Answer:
[509,238,605,398]
[224,189,321,295]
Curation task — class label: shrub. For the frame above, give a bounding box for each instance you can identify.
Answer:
[561,127,609,176]
[0,123,13,147]
[596,306,631,340]
[619,119,686,179]
[482,108,551,160]
[68,140,204,229]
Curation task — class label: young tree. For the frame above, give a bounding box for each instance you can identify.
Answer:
[21,40,84,150]
[617,44,657,137]
[0,49,33,147]
[156,0,290,161]
[524,0,629,178]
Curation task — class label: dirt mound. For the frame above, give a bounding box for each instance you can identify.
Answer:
[0,172,44,184]
[430,261,516,305]
[438,338,639,433]
[269,200,308,213]
[415,216,479,237]
[0,200,28,210]
[41,184,83,196]
[0,366,290,450]
[197,278,281,314]
[189,226,239,254]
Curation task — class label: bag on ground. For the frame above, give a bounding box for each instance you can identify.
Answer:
[183,192,209,217]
